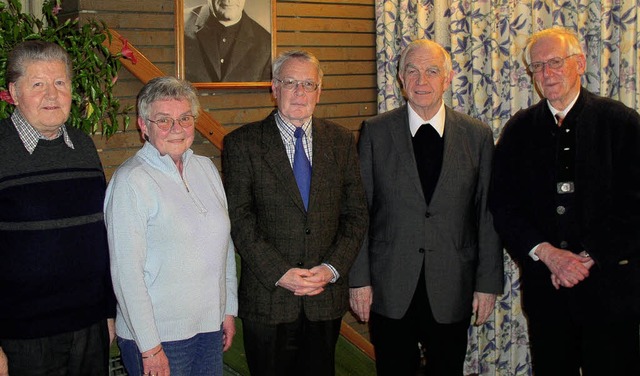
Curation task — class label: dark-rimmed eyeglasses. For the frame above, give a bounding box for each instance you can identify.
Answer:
[274,78,320,92]
[147,115,196,131]
[527,54,578,73]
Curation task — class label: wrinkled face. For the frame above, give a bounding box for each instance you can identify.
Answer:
[399,45,452,120]
[212,0,245,22]
[272,58,322,127]
[9,60,72,139]
[529,35,585,110]
[139,98,195,164]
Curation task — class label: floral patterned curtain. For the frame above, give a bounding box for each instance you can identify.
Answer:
[375,1,640,375]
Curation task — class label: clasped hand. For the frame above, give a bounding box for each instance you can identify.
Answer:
[537,243,594,289]
[277,265,333,296]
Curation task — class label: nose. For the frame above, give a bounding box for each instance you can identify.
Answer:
[293,82,306,96]
[44,83,58,99]
[541,62,554,76]
[417,71,430,85]
[169,123,184,133]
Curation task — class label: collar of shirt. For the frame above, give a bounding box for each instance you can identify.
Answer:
[547,91,580,124]
[275,111,313,143]
[275,111,313,167]
[208,3,243,27]
[11,109,74,154]
[408,101,445,137]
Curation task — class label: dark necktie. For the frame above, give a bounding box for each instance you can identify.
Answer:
[556,114,565,127]
[293,127,311,210]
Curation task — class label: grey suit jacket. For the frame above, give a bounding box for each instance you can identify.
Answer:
[349,105,503,323]
[223,111,368,324]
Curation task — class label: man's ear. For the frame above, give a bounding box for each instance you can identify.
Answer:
[8,82,19,106]
[575,53,587,75]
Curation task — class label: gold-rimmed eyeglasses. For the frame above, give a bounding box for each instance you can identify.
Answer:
[527,54,579,73]
[147,115,196,131]
[274,78,320,92]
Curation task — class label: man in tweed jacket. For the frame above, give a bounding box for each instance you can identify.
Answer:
[222,50,368,376]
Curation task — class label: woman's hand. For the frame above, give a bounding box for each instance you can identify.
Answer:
[222,315,236,351]
[142,345,170,376]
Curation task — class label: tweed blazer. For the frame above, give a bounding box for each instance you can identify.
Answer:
[349,105,503,324]
[223,111,368,324]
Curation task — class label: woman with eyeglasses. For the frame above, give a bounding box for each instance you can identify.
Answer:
[104,76,238,376]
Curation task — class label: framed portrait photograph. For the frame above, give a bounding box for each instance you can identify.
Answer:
[176,0,276,89]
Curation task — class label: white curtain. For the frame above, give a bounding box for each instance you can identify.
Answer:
[375,1,640,375]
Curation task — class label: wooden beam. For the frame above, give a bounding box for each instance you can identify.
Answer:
[340,319,376,360]
[102,29,227,150]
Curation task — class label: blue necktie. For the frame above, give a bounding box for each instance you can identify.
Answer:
[293,127,311,210]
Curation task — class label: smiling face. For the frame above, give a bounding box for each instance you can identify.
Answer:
[9,60,72,139]
[399,43,453,120]
[272,57,322,126]
[530,34,585,110]
[139,98,195,167]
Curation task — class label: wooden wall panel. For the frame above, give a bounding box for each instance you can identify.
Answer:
[66,0,376,179]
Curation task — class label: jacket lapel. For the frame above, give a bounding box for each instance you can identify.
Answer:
[391,106,426,202]
[260,112,307,213]
[194,7,222,80]
[430,107,466,205]
[308,118,332,213]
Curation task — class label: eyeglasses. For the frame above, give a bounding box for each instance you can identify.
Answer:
[527,54,578,73]
[147,115,196,131]
[274,78,320,92]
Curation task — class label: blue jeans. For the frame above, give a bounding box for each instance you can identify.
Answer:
[118,331,223,376]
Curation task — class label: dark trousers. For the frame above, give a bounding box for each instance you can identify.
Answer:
[528,314,640,376]
[1,320,110,376]
[242,313,342,376]
[370,273,469,376]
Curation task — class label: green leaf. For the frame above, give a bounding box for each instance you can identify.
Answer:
[0,0,129,137]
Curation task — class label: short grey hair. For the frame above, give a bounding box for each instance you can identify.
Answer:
[6,40,72,84]
[272,50,324,83]
[398,39,452,77]
[137,76,200,122]
[524,27,584,65]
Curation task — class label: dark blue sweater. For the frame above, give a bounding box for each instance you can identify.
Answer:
[0,118,116,340]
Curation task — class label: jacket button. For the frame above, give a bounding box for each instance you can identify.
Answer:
[425,212,431,218]
[556,205,566,215]
[618,259,629,265]
[305,228,311,235]
[297,262,304,267]
[559,241,568,249]
[419,248,425,253]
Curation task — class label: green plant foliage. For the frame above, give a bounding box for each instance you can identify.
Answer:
[0,0,130,137]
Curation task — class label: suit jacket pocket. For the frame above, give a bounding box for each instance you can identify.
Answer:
[598,256,640,319]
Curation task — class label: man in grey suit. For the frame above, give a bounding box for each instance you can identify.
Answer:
[183,0,271,82]
[223,50,368,376]
[349,39,503,376]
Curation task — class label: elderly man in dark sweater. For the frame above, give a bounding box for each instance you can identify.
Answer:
[0,41,116,376]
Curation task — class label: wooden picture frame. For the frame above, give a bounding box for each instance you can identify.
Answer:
[176,0,276,89]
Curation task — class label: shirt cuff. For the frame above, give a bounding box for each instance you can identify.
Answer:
[529,243,542,261]
[322,263,339,283]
